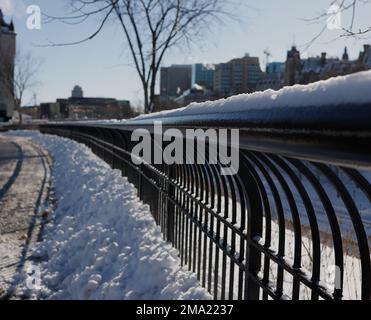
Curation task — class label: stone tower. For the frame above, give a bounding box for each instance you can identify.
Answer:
[342,47,349,62]
[0,8,16,121]
[284,46,302,86]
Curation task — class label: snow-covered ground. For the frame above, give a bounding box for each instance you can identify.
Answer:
[2,131,211,300]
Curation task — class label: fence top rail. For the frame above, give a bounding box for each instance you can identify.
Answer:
[38,102,371,169]
[39,102,371,132]
[123,103,371,132]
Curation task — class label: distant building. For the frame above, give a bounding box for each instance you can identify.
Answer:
[342,46,349,62]
[71,85,83,98]
[160,64,193,98]
[284,46,302,86]
[266,62,285,75]
[357,44,371,70]
[38,86,133,120]
[256,74,283,92]
[0,9,16,122]
[56,99,70,118]
[301,53,331,84]
[283,44,371,87]
[193,64,215,90]
[256,62,285,91]
[213,63,231,97]
[67,87,132,120]
[40,102,63,120]
[214,54,263,97]
[68,99,132,120]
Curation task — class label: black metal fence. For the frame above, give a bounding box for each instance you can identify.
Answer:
[38,103,371,300]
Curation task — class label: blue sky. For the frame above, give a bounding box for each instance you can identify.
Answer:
[1,0,371,108]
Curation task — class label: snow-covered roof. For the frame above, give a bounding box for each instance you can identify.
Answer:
[192,83,204,91]
[174,84,208,102]
[320,59,346,74]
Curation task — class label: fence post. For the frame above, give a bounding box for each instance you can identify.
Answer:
[239,152,263,300]
[166,165,175,244]
[138,163,143,199]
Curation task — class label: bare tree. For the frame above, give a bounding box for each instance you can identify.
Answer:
[1,51,43,111]
[44,0,234,113]
[303,0,371,47]
[337,0,371,36]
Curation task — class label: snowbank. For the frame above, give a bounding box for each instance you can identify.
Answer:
[3,131,211,300]
[136,69,371,120]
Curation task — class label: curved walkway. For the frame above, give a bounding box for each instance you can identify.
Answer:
[0,136,52,299]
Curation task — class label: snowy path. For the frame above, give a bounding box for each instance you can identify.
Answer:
[1,131,211,300]
[0,136,51,299]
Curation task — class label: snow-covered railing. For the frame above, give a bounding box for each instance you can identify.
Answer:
[37,71,371,300]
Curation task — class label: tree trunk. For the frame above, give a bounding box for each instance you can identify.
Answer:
[143,82,149,114]
[149,38,157,114]
[149,77,156,113]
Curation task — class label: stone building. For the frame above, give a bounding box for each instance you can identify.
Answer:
[39,86,133,120]
[283,45,371,87]
[284,46,302,86]
[0,9,16,122]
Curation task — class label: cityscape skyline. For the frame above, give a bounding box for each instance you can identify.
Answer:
[2,0,371,109]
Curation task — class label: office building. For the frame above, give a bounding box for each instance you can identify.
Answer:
[160,64,192,98]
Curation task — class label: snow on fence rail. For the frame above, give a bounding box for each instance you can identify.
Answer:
[34,71,371,300]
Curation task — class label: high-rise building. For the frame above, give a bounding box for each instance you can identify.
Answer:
[213,63,231,97]
[193,63,215,89]
[214,54,263,97]
[0,9,16,122]
[160,64,192,98]
[266,62,285,75]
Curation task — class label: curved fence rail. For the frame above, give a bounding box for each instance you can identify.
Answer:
[37,104,371,300]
